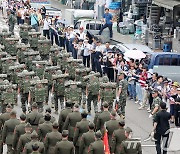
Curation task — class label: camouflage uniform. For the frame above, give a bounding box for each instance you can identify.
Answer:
[52,71,69,111]
[4,37,19,56]
[0,29,11,46]
[49,45,63,66]
[118,79,128,116]
[0,81,17,113]
[58,52,70,73]
[16,43,30,64]
[65,81,82,106]
[100,76,116,111]
[28,29,41,50]
[19,24,32,44]
[38,36,51,60]
[0,52,8,74]
[151,96,162,121]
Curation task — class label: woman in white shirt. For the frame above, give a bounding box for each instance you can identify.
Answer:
[82,39,91,67]
[43,15,51,39]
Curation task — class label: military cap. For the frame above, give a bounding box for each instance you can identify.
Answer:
[25,122,32,128]
[111,110,116,117]
[152,89,159,94]
[5,37,19,41]
[52,121,59,127]
[102,76,109,83]
[102,102,109,108]
[119,119,125,125]
[6,104,12,109]
[95,131,102,138]
[32,102,38,108]
[125,127,132,133]
[32,143,39,151]
[45,107,51,113]
[20,113,26,120]
[31,130,38,138]
[39,35,46,40]
[74,103,79,108]
[10,110,17,116]
[50,45,61,52]
[3,79,9,85]
[16,43,30,49]
[62,130,69,137]
[88,122,95,128]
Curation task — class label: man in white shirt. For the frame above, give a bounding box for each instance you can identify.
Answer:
[78,27,86,40]
[43,15,51,39]
[82,39,91,67]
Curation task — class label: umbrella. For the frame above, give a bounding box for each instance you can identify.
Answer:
[124,49,146,59]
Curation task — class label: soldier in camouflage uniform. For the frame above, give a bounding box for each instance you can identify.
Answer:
[9,63,25,84]
[44,66,60,104]
[116,71,128,117]
[19,23,32,44]
[38,36,51,60]
[32,61,48,80]
[85,72,100,114]
[0,28,11,46]
[28,29,41,50]
[30,78,48,112]
[64,80,82,106]
[16,43,30,64]
[0,80,17,113]
[99,76,116,111]
[66,57,82,80]
[17,70,35,111]
[0,51,8,74]
[52,70,69,113]
[4,37,19,56]
[49,45,63,66]
[58,52,70,73]
[24,50,40,71]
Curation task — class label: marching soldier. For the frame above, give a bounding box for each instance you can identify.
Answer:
[0,28,11,45]
[0,104,12,154]
[44,122,62,154]
[23,130,45,154]
[58,52,70,73]
[38,36,51,60]
[39,107,56,124]
[63,103,82,141]
[58,101,72,133]
[19,23,32,44]
[54,130,75,154]
[79,122,96,154]
[49,45,63,66]
[111,119,126,154]
[99,76,116,111]
[73,110,89,154]
[37,113,53,142]
[17,123,32,154]
[1,56,16,75]
[16,43,30,64]
[52,70,69,113]
[12,113,27,152]
[88,131,104,154]
[120,127,142,154]
[4,37,19,56]
[26,102,43,131]
[2,110,20,154]
[116,71,128,117]
[28,29,41,50]
[105,110,119,152]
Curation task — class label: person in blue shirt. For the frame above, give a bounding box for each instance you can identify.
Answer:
[30,9,39,32]
[99,8,113,38]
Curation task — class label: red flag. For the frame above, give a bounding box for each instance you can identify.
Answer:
[103,130,110,154]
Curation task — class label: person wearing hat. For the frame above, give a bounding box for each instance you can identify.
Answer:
[7,9,16,34]
[105,111,119,152]
[111,119,126,154]
[23,130,45,153]
[120,127,142,154]
[37,113,53,142]
[12,113,27,151]
[168,81,179,123]
[63,103,82,141]
[54,130,75,154]
[44,122,62,154]
[116,71,128,117]
[149,89,162,119]
[0,104,12,154]
[26,102,43,131]
[152,102,171,154]
[58,101,72,133]
[73,110,89,154]
[31,142,40,154]
[79,122,95,154]
[2,110,20,154]
[88,130,104,154]
[17,123,32,154]
[39,107,56,124]
[96,102,111,132]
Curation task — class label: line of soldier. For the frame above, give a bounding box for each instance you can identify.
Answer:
[0,27,142,153]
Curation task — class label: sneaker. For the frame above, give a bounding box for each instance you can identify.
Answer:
[139,102,142,106]
[147,110,151,113]
[138,106,145,110]
[135,101,139,104]
[147,107,150,111]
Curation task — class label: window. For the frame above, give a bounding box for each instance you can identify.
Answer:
[96,24,102,30]
[171,57,178,66]
[163,57,171,65]
[90,24,95,30]
[159,57,164,65]
[86,24,90,30]
[74,22,81,29]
